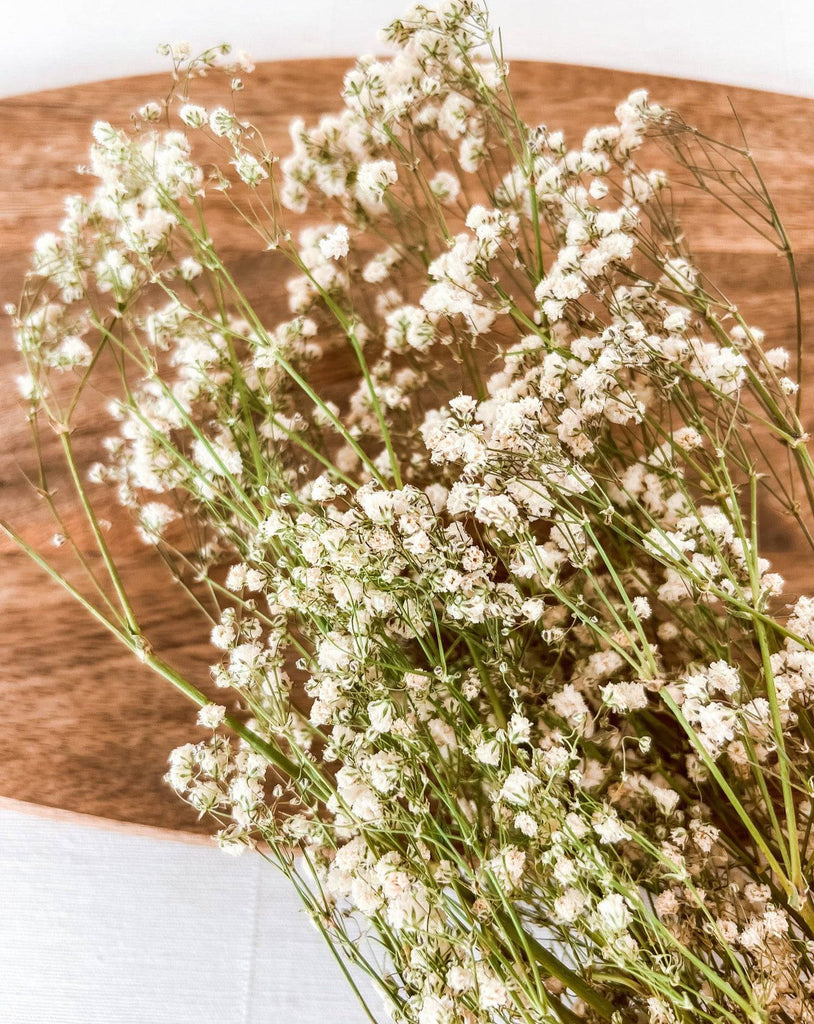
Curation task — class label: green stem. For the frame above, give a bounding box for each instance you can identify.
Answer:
[0,518,298,780]
[661,690,793,896]
[496,909,617,1020]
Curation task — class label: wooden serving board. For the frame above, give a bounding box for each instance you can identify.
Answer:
[0,59,812,835]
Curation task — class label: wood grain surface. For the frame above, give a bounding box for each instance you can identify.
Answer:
[1,59,812,834]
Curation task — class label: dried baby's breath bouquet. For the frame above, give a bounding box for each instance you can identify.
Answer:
[7,1,814,1021]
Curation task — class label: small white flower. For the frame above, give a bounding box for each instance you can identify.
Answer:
[367,699,394,735]
[179,104,208,128]
[318,225,350,260]
[429,170,461,204]
[514,811,538,837]
[356,159,398,204]
[554,888,588,923]
[232,151,268,186]
[139,101,162,122]
[593,809,628,844]
[602,681,648,713]
[197,703,226,729]
[473,739,500,765]
[507,713,531,745]
[209,107,238,137]
[596,893,632,934]
[137,502,179,544]
[499,767,539,806]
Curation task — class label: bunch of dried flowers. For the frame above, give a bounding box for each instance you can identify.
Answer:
[6,2,814,1021]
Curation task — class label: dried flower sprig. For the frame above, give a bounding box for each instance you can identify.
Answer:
[6,2,814,1021]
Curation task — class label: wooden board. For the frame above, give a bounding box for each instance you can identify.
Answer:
[1,59,812,834]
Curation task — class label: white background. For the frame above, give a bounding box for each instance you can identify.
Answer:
[3,0,814,99]
[3,2,814,1022]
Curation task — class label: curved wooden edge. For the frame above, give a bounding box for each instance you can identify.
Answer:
[1,58,813,833]
[5,54,810,106]
[0,794,212,846]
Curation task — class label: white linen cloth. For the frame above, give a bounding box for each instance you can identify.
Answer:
[0,803,367,1023]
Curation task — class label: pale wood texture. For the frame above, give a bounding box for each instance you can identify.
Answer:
[1,60,812,833]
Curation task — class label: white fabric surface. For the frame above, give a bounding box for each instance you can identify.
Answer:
[4,2,813,1021]
[0,804,367,1023]
[1,0,814,99]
